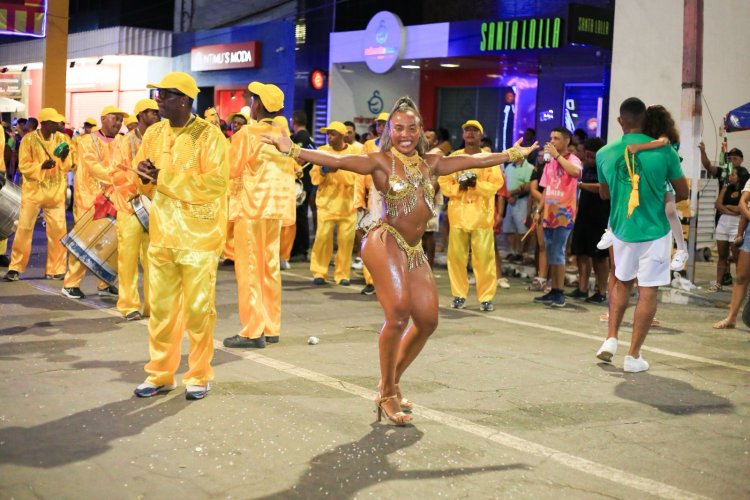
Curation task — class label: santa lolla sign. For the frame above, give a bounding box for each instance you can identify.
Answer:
[191,41,261,71]
[363,11,405,74]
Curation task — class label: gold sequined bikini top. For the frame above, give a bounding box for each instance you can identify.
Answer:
[380,148,436,218]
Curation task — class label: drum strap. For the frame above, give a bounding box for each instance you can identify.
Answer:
[129,134,138,159]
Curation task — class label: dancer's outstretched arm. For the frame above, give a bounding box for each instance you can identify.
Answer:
[261,133,380,176]
[432,138,538,176]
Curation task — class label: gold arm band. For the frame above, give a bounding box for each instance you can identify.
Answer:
[503,146,524,163]
[286,142,302,160]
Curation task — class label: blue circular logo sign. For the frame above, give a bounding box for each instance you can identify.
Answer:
[363,11,405,74]
[368,91,384,114]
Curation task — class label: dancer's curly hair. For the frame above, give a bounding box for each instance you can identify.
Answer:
[643,105,680,145]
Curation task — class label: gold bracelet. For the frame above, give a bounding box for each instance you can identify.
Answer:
[503,146,524,163]
[286,142,301,160]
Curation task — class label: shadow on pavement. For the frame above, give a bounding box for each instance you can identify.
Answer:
[1,293,93,312]
[0,317,125,337]
[0,396,190,468]
[611,372,734,415]
[258,423,530,498]
[0,338,87,362]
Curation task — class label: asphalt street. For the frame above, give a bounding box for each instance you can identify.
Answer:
[1,254,748,499]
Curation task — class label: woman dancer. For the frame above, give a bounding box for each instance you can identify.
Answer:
[263,97,537,425]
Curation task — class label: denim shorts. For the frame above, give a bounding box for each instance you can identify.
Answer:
[740,227,750,253]
[543,227,572,265]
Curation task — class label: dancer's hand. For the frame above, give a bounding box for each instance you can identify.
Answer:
[260,133,293,154]
[514,138,539,158]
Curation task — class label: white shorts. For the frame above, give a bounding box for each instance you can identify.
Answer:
[715,214,740,241]
[612,233,671,287]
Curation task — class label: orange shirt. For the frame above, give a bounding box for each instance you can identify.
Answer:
[74,131,119,211]
[110,128,154,214]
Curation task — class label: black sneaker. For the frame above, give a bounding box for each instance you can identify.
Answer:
[479,301,494,312]
[265,335,279,344]
[4,270,19,281]
[722,272,733,287]
[338,279,350,286]
[451,297,466,309]
[125,311,143,321]
[548,291,566,308]
[223,334,266,349]
[585,292,607,304]
[97,285,119,297]
[533,291,554,304]
[312,277,326,286]
[45,273,65,280]
[361,284,376,295]
[62,287,85,299]
[565,288,589,300]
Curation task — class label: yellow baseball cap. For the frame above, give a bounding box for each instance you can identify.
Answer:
[83,117,97,126]
[319,121,347,136]
[247,81,284,113]
[461,119,484,135]
[133,98,158,117]
[376,112,390,122]
[38,107,61,123]
[271,115,290,135]
[124,116,138,126]
[147,71,200,100]
[100,105,129,118]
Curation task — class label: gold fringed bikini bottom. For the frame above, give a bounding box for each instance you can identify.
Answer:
[367,220,427,271]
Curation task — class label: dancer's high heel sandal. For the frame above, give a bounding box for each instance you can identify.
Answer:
[375,395,412,426]
[378,384,414,412]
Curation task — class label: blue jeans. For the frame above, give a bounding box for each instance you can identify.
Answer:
[543,227,572,266]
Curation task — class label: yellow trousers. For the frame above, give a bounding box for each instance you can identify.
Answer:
[280,224,295,261]
[63,206,107,289]
[9,198,67,275]
[310,215,356,282]
[362,264,373,285]
[223,220,235,261]
[0,238,7,256]
[235,218,283,339]
[447,227,497,302]
[115,211,149,316]
[144,246,219,387]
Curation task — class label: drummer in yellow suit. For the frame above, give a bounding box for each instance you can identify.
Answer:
[438,120,504,312]
[355,112,388,295]
[309,121,360,286]
[222,82,297,349]
[61,105,128,299]
[222,112,249,265]
[4,108,72,282]
[110,98,160,321]
[133,72,228,401]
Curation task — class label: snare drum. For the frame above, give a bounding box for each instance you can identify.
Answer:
[0,180,21,239]
[61,206,118,285]
[130,195,151,232]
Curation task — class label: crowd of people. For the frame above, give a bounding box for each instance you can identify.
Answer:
[2,70,747,421]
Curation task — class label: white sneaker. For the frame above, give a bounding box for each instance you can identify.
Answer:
[596,228,614,250]
[351,257,363,270]
[596,337,618,362]
[468,274,476,286]
[623,355,649,373]
[670,250,688,271]
[497,277,511,289]
[280,259,291,270]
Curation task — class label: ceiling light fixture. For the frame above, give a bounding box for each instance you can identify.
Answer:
[440,63,460,68]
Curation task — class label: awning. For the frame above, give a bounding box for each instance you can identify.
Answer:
[725,102,750,133]
[0,96,25,113]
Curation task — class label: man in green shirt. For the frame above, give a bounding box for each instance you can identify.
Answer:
[595,97,688,373]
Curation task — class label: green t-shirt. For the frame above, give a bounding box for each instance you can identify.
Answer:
[597,133,684,243]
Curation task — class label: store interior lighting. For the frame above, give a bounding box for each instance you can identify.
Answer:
[440,63,460,68]
[401,64,420,69]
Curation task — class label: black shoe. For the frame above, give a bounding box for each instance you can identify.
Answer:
[45,273,65,280]
[4,270,19,281]
[361,284,376,295]
[265,335,279,344]
[479,301,494,312]
[223,334,266,349]
[125,311,143,321]
[565,288,588,300]
[62,287,85,299]
[450,296,466,309]
[312,277,325,286]
[585,292,607,304]
[97,285,118,297]
[338,279,350,286]
[533,291,554,304]
[722,272,733,287]
[0,255,9,267]
[222,259,235,267]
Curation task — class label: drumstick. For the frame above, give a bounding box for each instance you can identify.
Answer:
[521,222,537,242]
[121,164,156,183]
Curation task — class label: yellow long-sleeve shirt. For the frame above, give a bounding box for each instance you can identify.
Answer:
[17,130,72,205]
[310,144,359,220]
[110,128,155,214]
[438,148,504,230]
[230,119,297,223]
[134,117,228,252]
[73,131,120,212]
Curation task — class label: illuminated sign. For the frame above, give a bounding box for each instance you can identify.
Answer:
[363,11,405,74]
[567,4,614,49]
[0,0,47,37]
[191,41,261,72]
[480,17,562,51]
[310,69,326,90]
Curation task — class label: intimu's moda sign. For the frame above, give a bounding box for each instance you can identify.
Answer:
[191,41,261,71]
